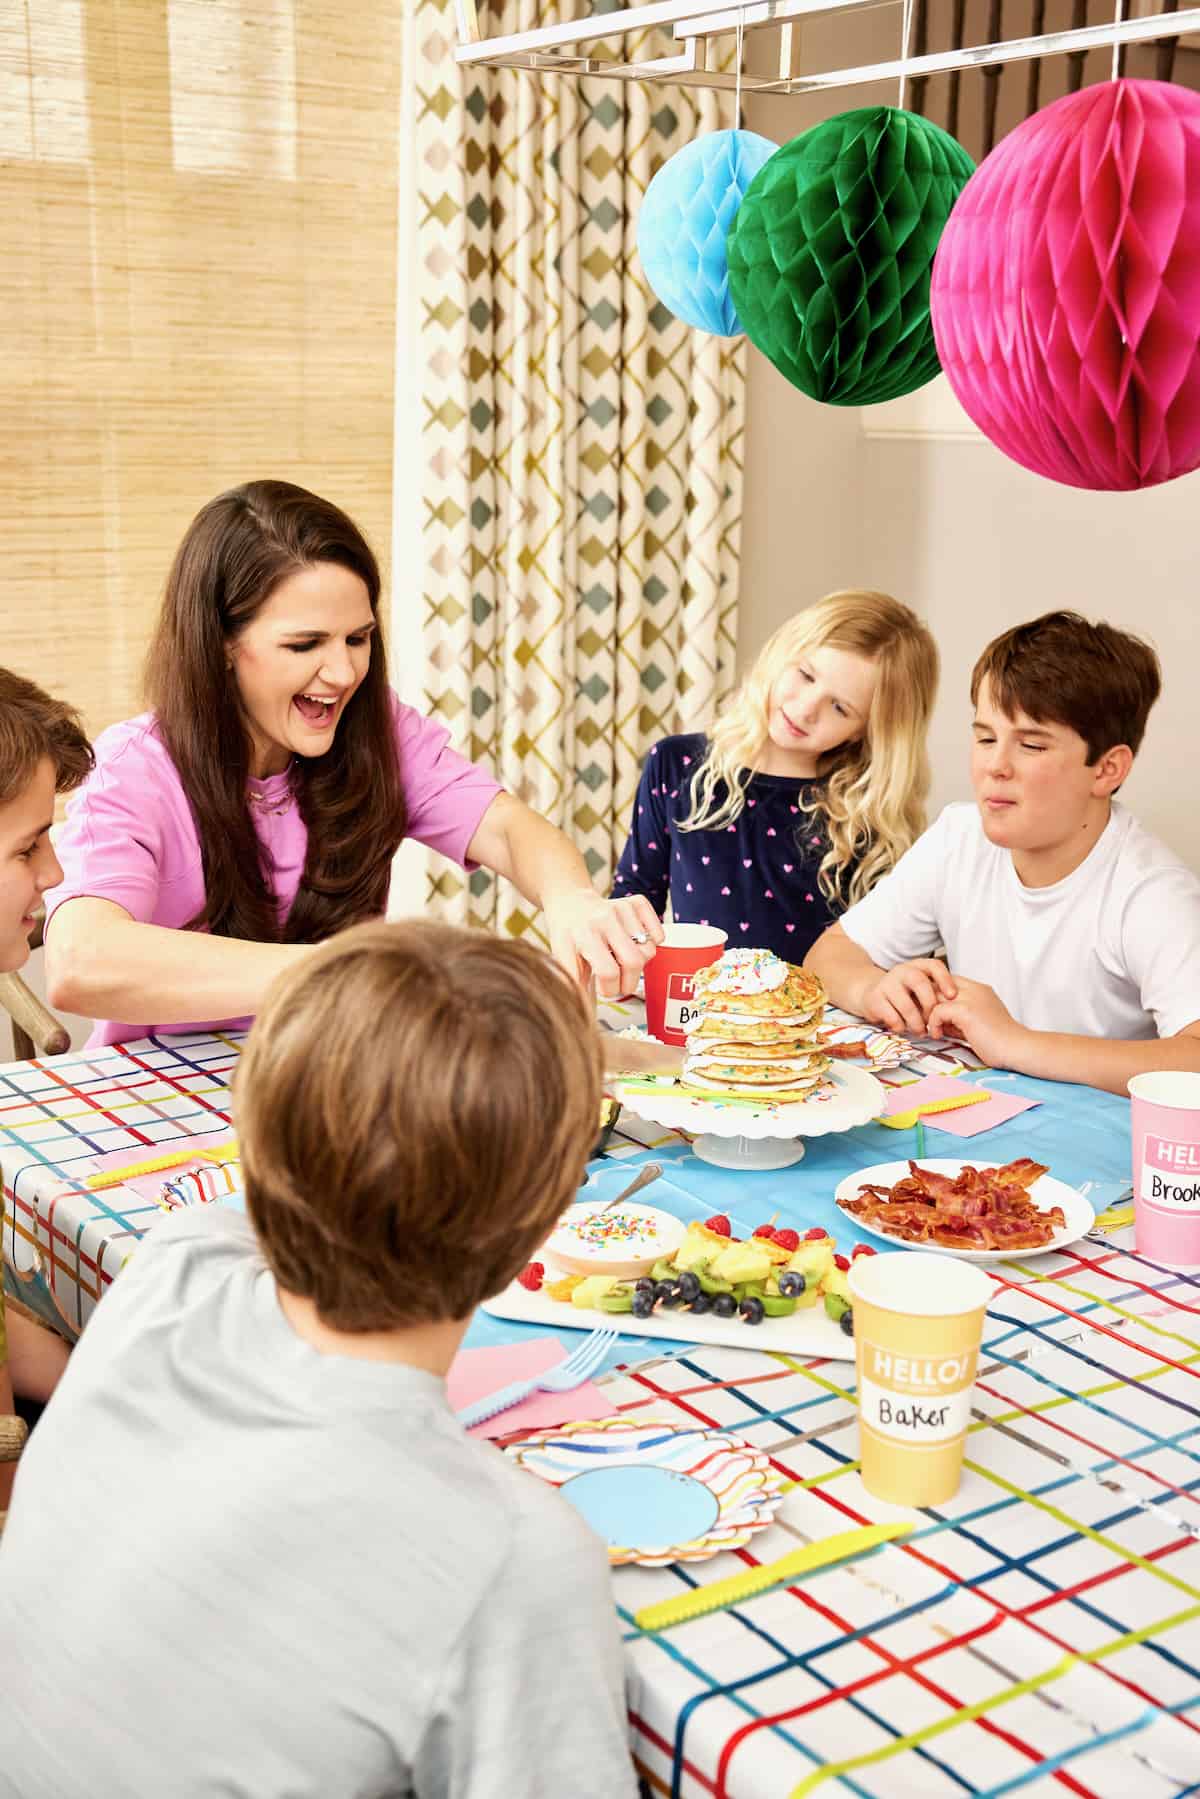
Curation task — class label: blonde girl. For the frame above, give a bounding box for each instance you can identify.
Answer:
[612,591,938,961]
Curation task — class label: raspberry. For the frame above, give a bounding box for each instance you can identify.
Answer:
[704,1214,732,1237]
[834,1254,850,1271]
[773,1229,800,1252]
[852,1244,876,1259]
[753,1224,777,1240]
[518,1262,544,1291]
[804,1227,829,1242]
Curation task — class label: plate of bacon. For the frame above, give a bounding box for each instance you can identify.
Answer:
[835,1157,1093,1260]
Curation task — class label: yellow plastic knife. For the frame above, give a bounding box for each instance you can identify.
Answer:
[878,1089,993,1130]
[634,1521,912,1631]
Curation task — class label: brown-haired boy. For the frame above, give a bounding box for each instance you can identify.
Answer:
[0,921,639,1798]
[0,668,92,1417]
[807,611,1200,1095]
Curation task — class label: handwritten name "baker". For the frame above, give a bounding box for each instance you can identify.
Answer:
[877,1396,950,1430]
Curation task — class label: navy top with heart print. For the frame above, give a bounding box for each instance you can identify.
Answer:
[611,733,845,962]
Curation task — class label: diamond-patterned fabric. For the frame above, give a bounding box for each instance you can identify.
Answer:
[728,106,974,405]
[931,78,1200,491]
[407,0,744,940]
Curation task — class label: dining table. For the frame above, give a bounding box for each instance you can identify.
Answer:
[1,1015,1198,1799]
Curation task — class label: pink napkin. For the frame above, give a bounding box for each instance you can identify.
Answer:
[447,1337,617,1441]
[881,1073,982,1116]
[927,1091,1040,1138]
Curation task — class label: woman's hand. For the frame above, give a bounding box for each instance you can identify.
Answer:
[466,795,665,996]
[544,891,664,998]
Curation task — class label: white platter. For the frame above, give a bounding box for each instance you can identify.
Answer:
[481,1278,853,1359]
[614,1063,887,1170]
[834,1158,1095,1262]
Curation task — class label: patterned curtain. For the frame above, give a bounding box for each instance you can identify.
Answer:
[405,0,745,940]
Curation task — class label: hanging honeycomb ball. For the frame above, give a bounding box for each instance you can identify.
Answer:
[727,106,974,404]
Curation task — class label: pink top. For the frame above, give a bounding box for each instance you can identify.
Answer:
[45,692,503,1049]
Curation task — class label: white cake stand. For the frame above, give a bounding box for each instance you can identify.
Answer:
[614,1064,887,1170]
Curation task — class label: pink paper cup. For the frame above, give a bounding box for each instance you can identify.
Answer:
[1128,1071,1200,1267]
[642,924,727,1046]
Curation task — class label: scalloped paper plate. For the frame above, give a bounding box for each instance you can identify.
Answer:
[508,1417,786,1565]
[817,1016,914,1071]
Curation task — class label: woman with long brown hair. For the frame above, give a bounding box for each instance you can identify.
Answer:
[44,481,662,1045]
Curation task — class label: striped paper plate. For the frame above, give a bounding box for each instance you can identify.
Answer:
[508,1416,786,1566]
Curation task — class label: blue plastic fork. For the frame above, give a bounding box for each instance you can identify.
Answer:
[456,1327,619,1428]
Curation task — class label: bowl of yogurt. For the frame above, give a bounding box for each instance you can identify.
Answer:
[543,1203,686,1279]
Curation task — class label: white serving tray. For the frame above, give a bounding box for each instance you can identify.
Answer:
[481,1279,853,1359]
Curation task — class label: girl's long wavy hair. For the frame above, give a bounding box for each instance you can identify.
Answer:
[144,480,406,944]
[682,591,938,908]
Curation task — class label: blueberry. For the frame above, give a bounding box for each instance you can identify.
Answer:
[778,1271,806,1299]
[739,1296,765,1326]
[635,1277,656,1296]
[676,1271,701,1303]
[631,1289,655,1319]
[653,1280,676,1303]
[689,1292,712,1315]
[840,1309,855,1337]
[711,1293,737,1318]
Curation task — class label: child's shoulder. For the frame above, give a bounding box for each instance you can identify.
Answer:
[451,1432,615,1605]
[646,731,707,771]
[1108,805,1200,889]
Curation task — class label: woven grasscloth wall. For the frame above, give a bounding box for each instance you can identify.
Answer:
[1,0,400,743]
[407,0,745,938]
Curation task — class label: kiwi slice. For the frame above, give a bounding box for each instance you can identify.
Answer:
[760,1292,797,1318]
[697,1269,734,1296]
[598,1288,635,1314]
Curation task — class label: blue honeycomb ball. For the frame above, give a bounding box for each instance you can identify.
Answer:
[637,129,779,337]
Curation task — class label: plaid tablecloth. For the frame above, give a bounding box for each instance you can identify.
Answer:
[0,1033,238,1333]
[2,1032,1198,1797]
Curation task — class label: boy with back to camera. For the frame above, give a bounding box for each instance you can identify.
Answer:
[0,920,639,1799]
[806,612,1200,1095]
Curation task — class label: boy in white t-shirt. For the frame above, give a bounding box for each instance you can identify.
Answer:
[806,612,1200,1095]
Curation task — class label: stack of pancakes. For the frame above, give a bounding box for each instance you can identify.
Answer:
[684,948,830,1097]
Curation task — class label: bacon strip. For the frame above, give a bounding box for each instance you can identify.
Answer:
[842,1157,1062,1250]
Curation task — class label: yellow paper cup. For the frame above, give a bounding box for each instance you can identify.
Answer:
[849,1251,991,1507]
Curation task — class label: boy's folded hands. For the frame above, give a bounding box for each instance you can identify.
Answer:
[860,957,958,1036]
[860,961,1028,1071]
[926,976,1028,1070]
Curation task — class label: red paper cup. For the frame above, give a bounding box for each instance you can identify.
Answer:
[642,924,727,1046]
[1128,1072,1200,1267]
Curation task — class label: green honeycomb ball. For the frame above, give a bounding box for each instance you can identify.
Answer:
[727,107,974,405]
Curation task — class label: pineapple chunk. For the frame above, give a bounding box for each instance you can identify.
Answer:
[673,1222,729,1272]
[822,1266,851,1306]
[710,1240,774,1285]
[787,1238,835,1288]
[571,1274,619,1309]
[544,1274,584,1303]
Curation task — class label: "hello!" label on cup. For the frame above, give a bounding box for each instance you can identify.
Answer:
[858,1345,977,1446]
[1140,1134,1200,1209]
